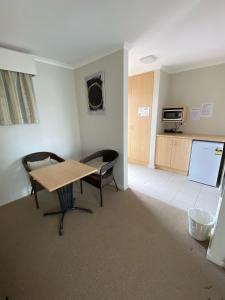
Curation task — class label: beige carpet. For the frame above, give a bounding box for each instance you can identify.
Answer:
[0,183,225,300]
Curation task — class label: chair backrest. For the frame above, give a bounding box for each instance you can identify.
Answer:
[22,151,64,172]
[100,150,119,162]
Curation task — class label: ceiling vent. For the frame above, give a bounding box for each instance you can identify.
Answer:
[140,55,157,64]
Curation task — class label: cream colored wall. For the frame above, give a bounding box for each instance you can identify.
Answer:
[207,194,225,268]
[156,70,170,133]
[149,70,170,167]
[74,49,128,189]
[168,63,225,135]
[0,62,81,206]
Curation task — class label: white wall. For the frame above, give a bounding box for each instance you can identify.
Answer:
[0,62,81,206]
[74,49,128,189]
[207,194,225,268]
[149,69,170,167]
[122,50,128,190]
[149,70,160,168]
[169,63,225,135]
[156,70,170,134]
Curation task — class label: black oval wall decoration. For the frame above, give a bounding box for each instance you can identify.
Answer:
[86,72,105,112]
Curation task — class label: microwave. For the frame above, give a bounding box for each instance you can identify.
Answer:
[162,107,186,122]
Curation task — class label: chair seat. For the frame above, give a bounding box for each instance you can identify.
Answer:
[80,149,119,207]
[32,180,44,192]
[22,151,64,209]
[82,172,113,188]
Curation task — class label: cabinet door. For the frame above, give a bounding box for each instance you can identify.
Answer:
[128,72,154,165]
[155,136,173,167]
[170,138,192,172]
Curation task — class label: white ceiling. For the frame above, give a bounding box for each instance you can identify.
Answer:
[1,0,225,74]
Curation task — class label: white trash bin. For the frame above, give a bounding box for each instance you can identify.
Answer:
[188,208,215,241]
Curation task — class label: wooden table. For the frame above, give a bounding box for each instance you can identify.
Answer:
[30,160,97,236]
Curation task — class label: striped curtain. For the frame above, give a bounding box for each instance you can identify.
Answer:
[0,70,39,125]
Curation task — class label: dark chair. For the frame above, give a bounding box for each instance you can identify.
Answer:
[22,152,64,209]
[80,149,119,207]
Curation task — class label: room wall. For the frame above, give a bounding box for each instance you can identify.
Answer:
[156,70,170,134]
[0,62,81,206]
[149,70,159,168]
[168,63,225,135]
[74,49,128,189]
[207,193,225,268]
[149,69,170,167]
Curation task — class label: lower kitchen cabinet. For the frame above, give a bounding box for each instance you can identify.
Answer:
[155,135,192,175]
[155,136,173,168]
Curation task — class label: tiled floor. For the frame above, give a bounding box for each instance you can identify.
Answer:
[128,163,220,216]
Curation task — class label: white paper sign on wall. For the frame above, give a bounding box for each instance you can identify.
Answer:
[201,103,214,117]
[190,106,201,121]
[138,106,150,117]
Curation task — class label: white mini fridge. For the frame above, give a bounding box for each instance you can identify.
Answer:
[188,140,224,187]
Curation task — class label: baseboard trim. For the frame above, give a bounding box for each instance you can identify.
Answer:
[148,163,155,169]
[0,190,30,207]
[118,184,127,191]
[109,182,126,191]
[155,165,188,175]
[206,250,225,268]
[128,159,149,166]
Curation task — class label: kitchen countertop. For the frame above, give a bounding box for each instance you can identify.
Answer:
[156,133,225,143]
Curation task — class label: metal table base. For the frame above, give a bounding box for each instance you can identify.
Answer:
[43,183,93,236]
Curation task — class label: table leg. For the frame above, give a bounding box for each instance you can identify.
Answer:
[44,183,93,236]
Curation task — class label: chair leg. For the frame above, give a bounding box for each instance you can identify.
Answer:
[34,189,39,209]
[100,188,103,207]
[113,176,119,192]
[80,180,83,194]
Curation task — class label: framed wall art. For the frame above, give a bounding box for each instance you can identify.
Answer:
[85,71,105,112]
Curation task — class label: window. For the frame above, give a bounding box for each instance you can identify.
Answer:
[0,70,38,125]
